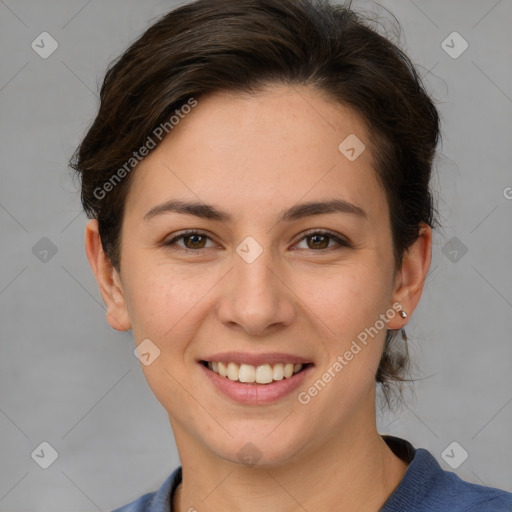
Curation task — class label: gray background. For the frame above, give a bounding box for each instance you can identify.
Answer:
[1,0,511,510]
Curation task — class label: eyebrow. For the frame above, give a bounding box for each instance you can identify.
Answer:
[144,198,368,223]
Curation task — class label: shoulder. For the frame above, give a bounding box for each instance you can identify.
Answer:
[110,467,182,512]
[434,465,512,511]
[434,474,512,511]
[463,494,512,512]
[381,436,512,512]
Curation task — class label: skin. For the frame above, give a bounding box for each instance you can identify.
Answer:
[86,84,431,512]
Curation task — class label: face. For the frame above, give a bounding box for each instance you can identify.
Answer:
[88,84,428,468]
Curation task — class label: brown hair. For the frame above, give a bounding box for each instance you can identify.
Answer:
[70,0,440,403]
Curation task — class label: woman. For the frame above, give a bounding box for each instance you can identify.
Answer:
[71,0,512,510]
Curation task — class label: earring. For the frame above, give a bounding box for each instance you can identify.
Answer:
[400,310,408,341]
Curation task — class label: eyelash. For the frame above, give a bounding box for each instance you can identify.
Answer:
[163,229,350,254]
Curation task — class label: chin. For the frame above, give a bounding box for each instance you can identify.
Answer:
[208,429,311,469]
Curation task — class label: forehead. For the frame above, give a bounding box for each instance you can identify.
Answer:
[125,84,386,221]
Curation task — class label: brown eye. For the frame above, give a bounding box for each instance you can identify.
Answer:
[164,231,216,252]
[294,230,350,251]
[306,233,330,250]
[182,234,207,249]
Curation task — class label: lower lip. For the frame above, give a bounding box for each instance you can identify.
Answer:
[199,363,314,405]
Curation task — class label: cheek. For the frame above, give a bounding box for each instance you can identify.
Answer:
[121,258,211,342]
[297,266,391,404]
[295,260,393,340]
[289,255,394,404]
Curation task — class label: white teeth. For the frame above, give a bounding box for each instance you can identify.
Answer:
[239,364,256,383]
[227,362,239,381]
[217,361,228,377]
[256,364,273,384]
[206,361,304,384]
[273,364,284,381]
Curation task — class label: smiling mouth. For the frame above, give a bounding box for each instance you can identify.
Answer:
[201,360,311,384]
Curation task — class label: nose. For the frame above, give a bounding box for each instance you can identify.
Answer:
[216,241,297,337]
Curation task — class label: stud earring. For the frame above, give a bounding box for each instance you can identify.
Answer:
[399,310,408,319]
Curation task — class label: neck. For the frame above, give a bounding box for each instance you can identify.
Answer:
[171,411,408,512]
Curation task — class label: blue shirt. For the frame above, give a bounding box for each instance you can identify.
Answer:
[112,436,512,511]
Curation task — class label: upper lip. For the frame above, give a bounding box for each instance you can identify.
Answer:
[200,351,313,366]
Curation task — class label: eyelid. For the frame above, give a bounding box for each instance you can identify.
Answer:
[163,229,220,251]
[296,228,351,248]
[164,228,351,253]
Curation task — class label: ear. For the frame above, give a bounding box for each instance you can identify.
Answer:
[84,219,131,331]
[388,223,432,330]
